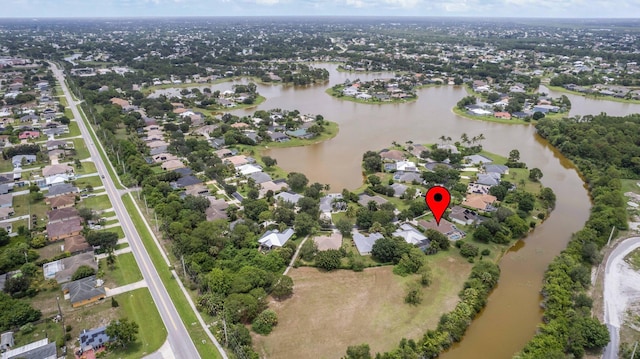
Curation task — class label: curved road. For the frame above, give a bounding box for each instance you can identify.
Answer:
[50,62,201,359]
[603,236,640,359]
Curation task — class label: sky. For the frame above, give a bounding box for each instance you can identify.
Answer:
[2,0,639,18]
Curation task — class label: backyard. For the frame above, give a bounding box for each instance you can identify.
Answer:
[253,252,471,358]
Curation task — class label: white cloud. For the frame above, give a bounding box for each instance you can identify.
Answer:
[384,0,420,8]
[256,0,282,4]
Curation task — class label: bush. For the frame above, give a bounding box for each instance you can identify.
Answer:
[481,249,491,256]
[252,309,278,335]
[111,297,119,308]
[72,265,96,281]
[460,243,479,258]
[315,250,342,271]
[20,323,35,334]
[66,325,72,332]
[404,282,422,305]
[537,212,545,220]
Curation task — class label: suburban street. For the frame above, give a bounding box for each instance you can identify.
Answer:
[602,236,640,359]
[50,62,201,359]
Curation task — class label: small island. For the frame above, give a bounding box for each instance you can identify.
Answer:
[453,80,572,124]
[326,76,423,104]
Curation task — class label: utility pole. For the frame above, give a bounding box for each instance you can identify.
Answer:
[607,226,616,246]
[181,255,187,280]
[154,210,159,232]
[143,196,149,215]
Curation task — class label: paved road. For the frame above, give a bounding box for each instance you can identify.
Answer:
[50,62,201,359]
[602,236,640,359]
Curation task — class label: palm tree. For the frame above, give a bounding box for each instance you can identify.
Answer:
[460,133,470,146]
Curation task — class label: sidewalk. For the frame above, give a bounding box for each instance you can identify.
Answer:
[105,279,147,297]
[144,340,176,359]
[95,246,132,259]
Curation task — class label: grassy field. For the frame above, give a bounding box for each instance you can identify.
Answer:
[73,175,103,189]
[71,138,91,159]
[60,121,81,138]
[625,249,640,271]
[81,194,113,211]
[122,194,224,359]
[98,225,125,239]
[253,253,471,358]
[452,107,533,125]
[101,252,144,286]
[13,194,49,221]
[622,179,640,194]
[105,288,167,359]
[75,161,97,175]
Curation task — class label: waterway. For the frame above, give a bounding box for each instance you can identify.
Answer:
[150,65,640,358]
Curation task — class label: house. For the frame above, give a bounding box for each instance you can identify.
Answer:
[19,114,39,123]
[286,129,314,139]
[43,251,97,284]
[0,331,14,351]
[379,149,405,162]
[248,171,272,184]
[225,155,249,168]
[492,111,512,120]
[0,194,12,208]
[467,183,492,195]
[393,171,423,184]
[258,228,294,248]
[418,219,465,240]
[11,155,36,168]
[47,207,79,223]
[147,140,170,149]
[161,159,185,171]
[462,193,497,212]
[64,235,90,254]
[532,104,559,113]
[42,164,74,186]
[46,193,76,210]
[484,164,509,175]
[78,326,111,354]
[149,146,169,156]
[45,183,78,198]
[259,180,289,198]
[205,197,229,221]
[18,131,40,140]
[342,86,359,96]
[0,338,56,359]
[173,167,192,177]
[172,175,202,189]
[357,194,388,208]
[0,207,14,220]
[47,217,83,241]
[275,191,304,206]
[393,223,430,249]
[110,98,130,108]
[476,173,501,187]
[268,132,290,142]
[183,184,209,197]
[237,164,263,176]
[319,193,345,213]
[390,183,408,197]
[45,140,68,151]
[352,231,384,255]
[213,149,234,158]
[395,160,418,172]
[437,144,460,154]
[61,275,106,308]
[152,153,178,163]
[464,154,493,165]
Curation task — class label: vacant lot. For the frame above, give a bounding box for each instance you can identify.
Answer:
[254,254,471,358]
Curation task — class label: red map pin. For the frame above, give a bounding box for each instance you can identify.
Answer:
[425,186,451,225]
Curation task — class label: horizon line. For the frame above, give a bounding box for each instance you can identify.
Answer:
[0,15,639,20]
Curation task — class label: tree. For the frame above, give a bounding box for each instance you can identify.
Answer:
[0,293,41,331]
[508,149,520,162]
[299,238,318,261]
[252,309,278,335]
[335,218,353,237]
[271,275,293,300]
[106,318,139,348]
[532,111,546,120]
[262,156,277,168]
[78,207,95,222]
[294,212,317,236]
[362,151,382,173]
[529,168,543,182]
[86,231,118,252]
[425,229,450,251]
[287,172,309,192]
[71,265,96,281]
[371,237,401,263]
[4,275,30,297]
[460,243,479,258]
[315,249,342,271]
[343,344,372,359]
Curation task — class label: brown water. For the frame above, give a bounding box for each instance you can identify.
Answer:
[154,65,640,358]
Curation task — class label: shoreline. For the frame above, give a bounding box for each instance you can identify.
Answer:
[325,87,418,105]
[546,85,640,105]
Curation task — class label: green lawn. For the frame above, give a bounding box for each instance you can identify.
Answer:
[122,194,224,359]
[98,225,125,239]
[547,85,640,105]
[71,138,91,159]
[106,288,167,359]
[624,249,640,271]
[101,252,143,286]
[13,194,49,221]
[452,107,533,125]
[0,159,14,172]
[325,87,418,105]
[81,194,113,211]
[73,175,103,189]
[74,161,97,175]
[60,121,81,138]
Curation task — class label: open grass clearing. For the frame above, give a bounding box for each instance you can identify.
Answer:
[100,252,143,287]
[73,175,103,189]
[122,194,223,359]
[71,138,91,160]
[13,194,49,221]
[74,161,97,175]
[81,193,113,211]
[0,159,14,172]
[98,225,125,239]
[622,179,640,195]
[254,253,471,359]
[625,248,640,271]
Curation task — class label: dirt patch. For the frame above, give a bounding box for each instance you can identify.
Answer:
[253,254,471,358]
[313,232,343,251]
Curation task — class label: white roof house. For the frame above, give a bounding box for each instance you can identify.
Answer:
[258,228,294,248]
[352,231,384,255]
[392,223,429,247]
